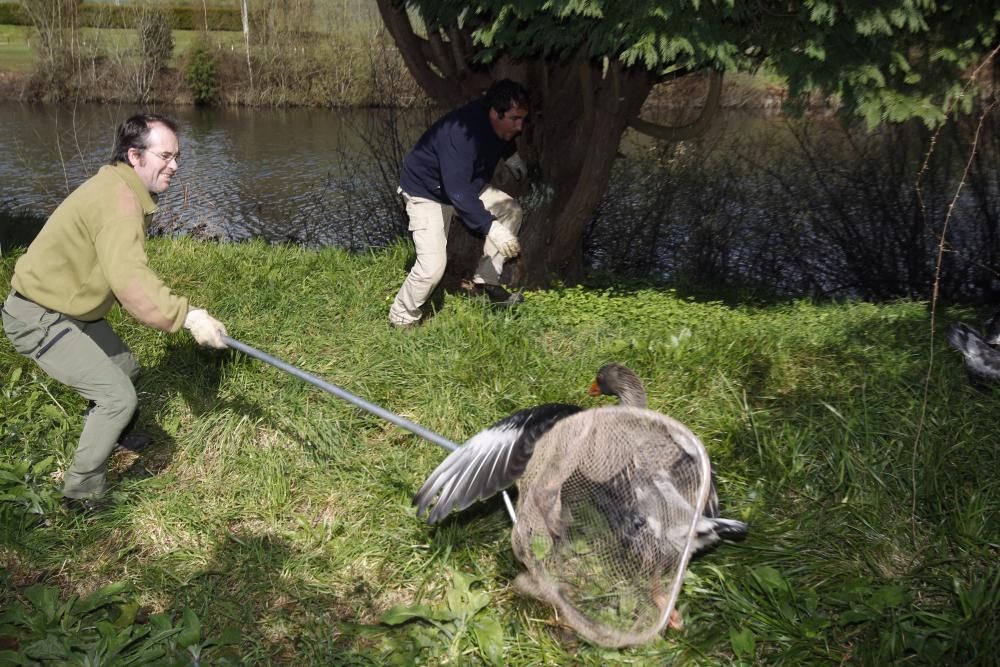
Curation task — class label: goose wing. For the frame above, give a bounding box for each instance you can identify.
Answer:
[985,310,1000,345]
[414,403,582,524]
[948,323,1000,381]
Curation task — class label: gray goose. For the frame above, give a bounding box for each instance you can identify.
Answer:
[413,364,747,630]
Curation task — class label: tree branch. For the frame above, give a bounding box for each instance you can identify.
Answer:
[426,27,458,81]
[628,70,723,141]
[374,0,464,106]
[446,25,470,76]
[578,56,595,133]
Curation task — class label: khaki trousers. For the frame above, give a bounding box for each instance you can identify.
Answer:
[389,185,522,325]
[2,292,139,498]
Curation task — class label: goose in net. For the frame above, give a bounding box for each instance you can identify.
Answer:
[413,364,747,647]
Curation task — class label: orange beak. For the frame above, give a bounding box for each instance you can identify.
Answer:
[588,380,602,397]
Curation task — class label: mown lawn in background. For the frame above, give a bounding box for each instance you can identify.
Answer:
[0,24,246,72]
[0,24,32,72]
[1,237,997,665]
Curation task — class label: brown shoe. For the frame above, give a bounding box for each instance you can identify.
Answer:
[459,279,486,297]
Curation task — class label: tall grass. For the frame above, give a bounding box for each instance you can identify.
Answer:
[1,238,997,664]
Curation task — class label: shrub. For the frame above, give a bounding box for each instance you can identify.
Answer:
[185,38,218,106]
[0,2,27,25]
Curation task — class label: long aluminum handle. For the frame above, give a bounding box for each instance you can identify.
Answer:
[223,335,458,452]
[221,335,517,521]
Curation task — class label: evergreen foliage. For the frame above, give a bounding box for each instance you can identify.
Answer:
[184,36,219,106]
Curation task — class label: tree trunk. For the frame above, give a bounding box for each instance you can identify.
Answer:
[514,61,655,288]
[375,0,655,289]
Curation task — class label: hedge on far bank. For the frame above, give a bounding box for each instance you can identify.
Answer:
[0,3,243,31]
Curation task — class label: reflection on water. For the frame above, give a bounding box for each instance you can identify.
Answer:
[593,114,999,301]
[0,101,427,248]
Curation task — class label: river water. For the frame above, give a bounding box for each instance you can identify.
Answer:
[1,100,996,300]
[0,101,430,248]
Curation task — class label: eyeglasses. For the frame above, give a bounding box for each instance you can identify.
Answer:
[144,149,180,164]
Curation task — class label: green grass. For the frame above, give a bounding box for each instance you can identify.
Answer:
[1,238,998,665]
[0,24,33,72]
[0,24,245,70]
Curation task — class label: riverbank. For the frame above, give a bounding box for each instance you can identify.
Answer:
[0,18,797,111]
[0,16,425,108]
[1,237,996,665]
[0,60,794,113]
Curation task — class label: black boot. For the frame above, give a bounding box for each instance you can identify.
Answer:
[62,496,113,516]
[482,283,524,307]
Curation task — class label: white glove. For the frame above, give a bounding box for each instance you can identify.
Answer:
[504,153,528,181]
[184,309,228,349]
[487,221,521,258]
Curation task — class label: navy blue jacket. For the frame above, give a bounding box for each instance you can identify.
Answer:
[399,98,516,235]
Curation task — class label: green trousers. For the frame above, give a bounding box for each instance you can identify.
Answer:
[2,291,139,499]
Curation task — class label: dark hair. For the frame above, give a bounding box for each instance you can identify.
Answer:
[109,113,179,165]
[484,79,529,117]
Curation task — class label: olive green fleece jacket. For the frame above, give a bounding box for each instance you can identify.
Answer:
[11,163,189,331]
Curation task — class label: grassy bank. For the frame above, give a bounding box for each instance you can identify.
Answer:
[0,0,416,107]
[1,238,997,665]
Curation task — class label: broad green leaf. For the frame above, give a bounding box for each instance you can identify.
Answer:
[446,571,481,616]
[0,649,26,666]
[146,612,173,634]
[868,585,908,612]
[39,405,63,420]
[530,534,552,560]
[175,608,202,648]
[730,627,756,657]
[113,601,141,629]
[23,585,60,623]
[839,607,877,624]
[217,626,242,645]
[30,456,54,475]
[380,603,451,625]
[471,616,504,666]
[751,565,788,593]
[24,635,68,660]
[76,581,129,615]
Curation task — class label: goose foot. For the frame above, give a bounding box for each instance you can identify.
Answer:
[652,581,684,630]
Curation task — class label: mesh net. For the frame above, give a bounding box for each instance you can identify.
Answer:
[510,405,712,647]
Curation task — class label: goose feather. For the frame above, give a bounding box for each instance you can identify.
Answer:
[414,403,581,523]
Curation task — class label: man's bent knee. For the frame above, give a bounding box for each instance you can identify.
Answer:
[411,253,448,286]
[93,381,138,425]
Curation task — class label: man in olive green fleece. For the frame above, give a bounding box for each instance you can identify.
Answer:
[1,113,228,514]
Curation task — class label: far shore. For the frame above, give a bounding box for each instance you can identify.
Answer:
[0,62,830,115]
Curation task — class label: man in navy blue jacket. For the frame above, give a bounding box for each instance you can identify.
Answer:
[389,79,530,328]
